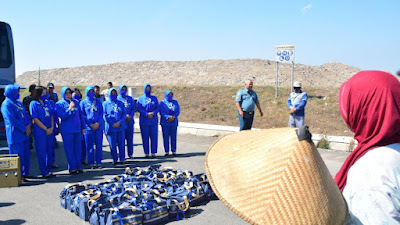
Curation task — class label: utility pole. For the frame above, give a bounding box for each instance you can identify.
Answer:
[291,61,294,92]
[275,62,279,99]
[38,66,41,85]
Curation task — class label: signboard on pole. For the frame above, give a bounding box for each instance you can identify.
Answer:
[275,45,295,63]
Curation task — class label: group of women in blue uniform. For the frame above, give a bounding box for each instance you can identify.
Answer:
[1,83,180,179]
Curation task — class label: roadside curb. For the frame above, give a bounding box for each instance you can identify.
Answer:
[134,119,356,152]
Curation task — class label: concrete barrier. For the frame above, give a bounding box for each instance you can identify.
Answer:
[134,118,356,152]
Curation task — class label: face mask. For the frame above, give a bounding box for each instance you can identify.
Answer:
[40,94,50,101]
[87,92,95,99]
[167,95,173,101]
[73,95,81,100]
[145,90,151,96]
[121,90,127,97]
[110,94,117,101]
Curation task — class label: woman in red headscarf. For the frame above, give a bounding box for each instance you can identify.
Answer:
[335,70,400,224]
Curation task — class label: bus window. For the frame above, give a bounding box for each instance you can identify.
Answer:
[0,23,12,68]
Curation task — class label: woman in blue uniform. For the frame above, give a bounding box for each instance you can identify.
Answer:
[117,85,135,159]
[1,84,32,179]
[103,88,126,165]
[48,98,59,169]
[80,86,104,169]
[72,88,87,165]
[137,84,159,158]
[160,90,180,156]
[56,87,85,174]
[30,86,55,178]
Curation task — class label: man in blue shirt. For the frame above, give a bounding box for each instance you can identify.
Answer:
[287,81,308,127]
[235,80,263,130]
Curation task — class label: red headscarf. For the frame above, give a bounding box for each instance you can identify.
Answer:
[334,70,400,191]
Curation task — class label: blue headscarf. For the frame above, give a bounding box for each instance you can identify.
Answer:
[4,84,20,101]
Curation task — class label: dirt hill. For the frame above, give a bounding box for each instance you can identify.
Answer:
[17,59,361,87]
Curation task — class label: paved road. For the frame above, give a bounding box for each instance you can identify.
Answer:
[0,130,350,225]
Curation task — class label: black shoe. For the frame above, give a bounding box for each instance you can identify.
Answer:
[97,165,102,169]
[24,174,36,179]
[112,161,118,166]
[69,170,78,175]
[172,153,177,157]
[42,173,52,178]
[77,169,85,174]
[49,173,56,177]
[151,155,156,158]
[120,161,125,165]
[164,153,169,157]
[51,163,59,169]
[81,161,88,165]
[127,156,133,160]
[90,165,96,169]
[145,155,150,158]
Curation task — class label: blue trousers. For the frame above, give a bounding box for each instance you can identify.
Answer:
[80,135,87,162]
[49,133,55,164]
[61,132,82,170]
[106,131,125,162]
[238,111,255,131]
[161,126,177,153]
[34,134,53,175]
[125,122,134,157]
[140,124,158,155]
[85,129,103,165]
[9,139,30,176]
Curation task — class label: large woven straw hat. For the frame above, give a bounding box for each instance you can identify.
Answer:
[205,127,348,225]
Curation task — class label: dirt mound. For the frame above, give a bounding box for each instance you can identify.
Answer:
[17,59,361,87]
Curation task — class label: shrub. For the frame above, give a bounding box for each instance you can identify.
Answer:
[317,138,330,149]
[348,139,355,152]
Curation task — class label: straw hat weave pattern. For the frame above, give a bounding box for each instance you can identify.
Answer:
[205,128,348,225]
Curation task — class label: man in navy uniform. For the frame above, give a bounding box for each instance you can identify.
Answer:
[235,79,263,130]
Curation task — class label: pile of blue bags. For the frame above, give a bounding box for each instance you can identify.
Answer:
[59,164,213,225]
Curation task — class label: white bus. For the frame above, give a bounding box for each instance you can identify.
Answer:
[0,21,15,86]
[0,21,15,143]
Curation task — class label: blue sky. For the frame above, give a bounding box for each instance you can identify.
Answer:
[1,0,399,76]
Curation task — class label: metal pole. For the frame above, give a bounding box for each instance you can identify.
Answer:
[275,62,279,99]
[38,66,41,86]
[291,61,294,92]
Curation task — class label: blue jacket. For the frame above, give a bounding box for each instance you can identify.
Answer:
[1,84,31,144]
[103,87,126,134]
[137,84,159,126]
[159,90,180,127]
[80,86,104,131]
[49,92,59,102]
[287,91,308,117]
[30,100,53,136]
[56,87,83,134]
[117,84,135,125]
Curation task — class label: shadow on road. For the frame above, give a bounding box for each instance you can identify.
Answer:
[0,219,26,225]
[188,208,204,218]
[0,202,15,208]
[174,152,205,158]
[22,151,208,186]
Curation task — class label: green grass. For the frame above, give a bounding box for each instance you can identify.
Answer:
[18,85,352,136]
